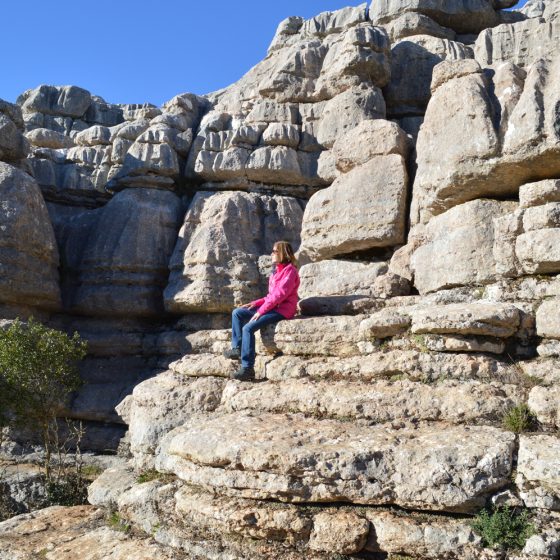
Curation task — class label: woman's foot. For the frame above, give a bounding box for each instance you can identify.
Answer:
[232,366,255,381]
[223,347,241,360]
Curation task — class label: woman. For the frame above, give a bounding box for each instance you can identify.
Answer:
[224,241,300,381]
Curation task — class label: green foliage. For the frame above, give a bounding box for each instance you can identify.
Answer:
[472,506,535,550]
[502,404,537,433]
[106,511,131,533]
[136,469,175,484]
[43,473,88,507]
[0,317,87,430]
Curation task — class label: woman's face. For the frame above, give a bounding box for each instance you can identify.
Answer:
[271,245,280,264]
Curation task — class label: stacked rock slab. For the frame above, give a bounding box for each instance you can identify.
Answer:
[3,1,560,559]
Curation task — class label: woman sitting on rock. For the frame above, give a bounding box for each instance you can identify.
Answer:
[224,241,300,381]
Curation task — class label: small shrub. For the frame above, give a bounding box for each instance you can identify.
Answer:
[472,506,535,550]
[502,404,537,433]
[136,469,175,484]
[411,334,428,352]
[106,511,131,533]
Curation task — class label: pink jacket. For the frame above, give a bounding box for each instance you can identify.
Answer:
[250,262,300,319]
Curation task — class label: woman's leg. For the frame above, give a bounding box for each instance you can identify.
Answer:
[231,308,255,350]
[240,311,285,368]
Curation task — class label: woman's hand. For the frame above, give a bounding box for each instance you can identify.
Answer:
[241,303,254,309]
[249,312,261,322]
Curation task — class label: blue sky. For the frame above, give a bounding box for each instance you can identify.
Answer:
[1,0,528,108]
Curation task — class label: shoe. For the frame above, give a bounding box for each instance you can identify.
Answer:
[231,366,255,382]
[223,347,241,360]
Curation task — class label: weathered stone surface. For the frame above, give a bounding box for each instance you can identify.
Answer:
[411,200,517,293]
[0,162,61,309]
[220,378,522,424]
[299,260,388,298]
[538,340,560,358]
[369,0,500,34]
[158,413,515,511]
[331,119,409,172]
[75,125,112,147]
[523,202,560,232]
[385,35,473,116]
[410,303,521,337]
[359,308,412,338]
[421,333,506,354]
[72,188,183,317]
[475,0,560,68]
[536,298,560,339]
[87,465,136,508]
[0,505,185,560]
[412,55,560,223]
[430,58,482,91]
[308,511,369,554]
[529,386,560,428]
[520,358,560,385]
[164,191,303,313]
[19,85,92,118]
[25,127,74,149]
[517,434,560,510]
[299,155,407,261]
[520,179,560,208]
[383,12,456,42]
[117,371,225,469]
[0,100,29,162]
[516,229,560,274]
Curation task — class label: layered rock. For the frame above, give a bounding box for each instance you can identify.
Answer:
[0,99,29,162]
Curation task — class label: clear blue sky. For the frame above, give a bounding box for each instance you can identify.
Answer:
[1,0,528,108]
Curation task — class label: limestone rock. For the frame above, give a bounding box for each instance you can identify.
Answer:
[87,465,136,508]
[411,200,517,293]
[516,229,560,274]
[359,308,412,338]
[75,125,112,147]
[369,0,500,34]
[72,188,183,317]
[536,298,560,339]
[220,378,522,424]
[25,127,74,149]
[0,99,29,162]
[410,303,521,337]
[308,511,369,554]
[528,386,560,428]
[384,35,474,116]
[383,12,456,42]
[421,333,506,354]
[517,434,560,510]
[520,179,560,208]
[164,191,303,313]
[0,162,61,309]
[19,85,92,118]
[299,155,407,261]
[157,414,515,512]
[119,371,225,469]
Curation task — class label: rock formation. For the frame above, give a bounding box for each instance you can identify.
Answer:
[1,0,560,558]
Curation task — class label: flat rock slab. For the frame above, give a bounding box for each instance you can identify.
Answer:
[536,298,560,339]
[220,378,522,424]
[410,303,521,337]
[158,412,515,512]
[528,386,560,429]
[517,434,560,510]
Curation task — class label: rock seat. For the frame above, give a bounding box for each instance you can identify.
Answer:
[156,411,515,512]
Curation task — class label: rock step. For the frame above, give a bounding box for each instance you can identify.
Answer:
[156,412,516,513]
[219,378,524,425]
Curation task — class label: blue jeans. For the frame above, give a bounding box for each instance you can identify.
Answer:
[231,308,284,368]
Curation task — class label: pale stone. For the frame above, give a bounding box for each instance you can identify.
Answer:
[164,191,303,313]
[25,127,74,149]
[517,434,560,510]
[516,229,560,274]
[422,334,506,354]
[299,155,407,261]
[0,162,61,309]
[524,203,560,231]
[528,386,560,428]
[20,85,92,117]
[331,119,409,173]
[369,0,500,34]
[87,465,135,508]
[308,511,369,554]
[299,260,388,298]
[410,303,521,337]
[383,12,456,42]
[75,125,112,147]
[538,340,560,358]
[359,309,411,338]
[315,86,386,148]
[493,209,524,277]
[220,378,523,424]
[385,35,474,116]
[520,179,560,208]
[121,141,179,178]
[536,298,560,339]
[411,200,517,293]
[169,354,238,378]
[261,123,300,148]
[158,414,515,511]
[520,358,560,384]
[430,58,482,92]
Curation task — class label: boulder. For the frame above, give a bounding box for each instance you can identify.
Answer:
[382,12,456,42]
[72,188,183,317]
[528,386,560,428]
[0,162,61,309]
[516,434,560,510]
[369,0,500,34]
[157,413,515,512]
[0,99,29,162]
[519,179,560,208]
[536,298,560,338]
[18,85,92,118]
[164,191,303,313]
[308,511,369,554]
[299,155,408,261]
[25,127,74,149]
[516,229,560,274]
[410,200,517,293]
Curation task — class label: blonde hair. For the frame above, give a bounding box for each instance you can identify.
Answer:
[274,241,298,268]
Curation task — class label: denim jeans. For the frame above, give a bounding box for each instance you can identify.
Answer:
[231,308,285,368]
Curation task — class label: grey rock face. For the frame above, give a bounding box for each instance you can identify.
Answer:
[19,85,92,118]
[0,99,29,162]
[164,191,303,313]
[72,188,183,317]
[0,162,61,309]
[158,413,515,512]
[369,0,500,34]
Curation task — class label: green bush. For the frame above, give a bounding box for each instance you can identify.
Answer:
[472,506,535,550]
[502,404,537,433]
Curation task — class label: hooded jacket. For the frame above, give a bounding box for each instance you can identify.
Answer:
[250,262,300,319]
